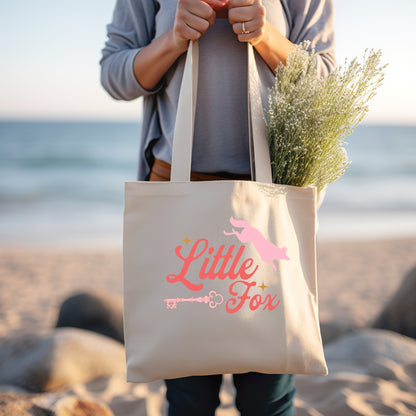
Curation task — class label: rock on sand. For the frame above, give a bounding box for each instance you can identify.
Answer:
[0,392,113,416]
[373,265,416,339]
[56,291,124,343]
[0,328,125,392]
[295,329,416,416]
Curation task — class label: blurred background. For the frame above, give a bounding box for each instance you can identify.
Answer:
[0,0,415,248]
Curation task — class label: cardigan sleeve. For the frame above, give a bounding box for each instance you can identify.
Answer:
[287,0,337,77]
[100,0,163,100]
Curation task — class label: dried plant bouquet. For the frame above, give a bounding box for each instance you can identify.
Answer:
[266,42,386,191]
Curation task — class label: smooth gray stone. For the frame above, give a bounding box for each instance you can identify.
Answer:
[0,385,28,394]
[56,291,124,343]
[295,329,416,415]
[373,265,416,339]
[0,328,125,392]
[324,329,416,368]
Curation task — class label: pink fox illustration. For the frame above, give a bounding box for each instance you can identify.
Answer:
[223,217,289,271]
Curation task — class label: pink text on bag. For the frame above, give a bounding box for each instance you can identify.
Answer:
[164,217,289,314]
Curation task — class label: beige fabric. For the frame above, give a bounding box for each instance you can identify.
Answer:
[123,42,327,383]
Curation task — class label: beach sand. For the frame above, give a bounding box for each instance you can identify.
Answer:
[1,238,416,415]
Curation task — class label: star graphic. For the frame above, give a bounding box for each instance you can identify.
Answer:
[183,236,192,245]
[259,282,268,292]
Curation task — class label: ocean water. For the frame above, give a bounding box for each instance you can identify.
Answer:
[0,121,415,248]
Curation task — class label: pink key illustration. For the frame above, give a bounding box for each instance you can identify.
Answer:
[164,290,224,310]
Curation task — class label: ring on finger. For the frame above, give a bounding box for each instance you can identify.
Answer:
[241,21,249,34]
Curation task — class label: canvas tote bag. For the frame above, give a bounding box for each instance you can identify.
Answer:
[123,41,327,383]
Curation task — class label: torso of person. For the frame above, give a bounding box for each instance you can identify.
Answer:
[150,1,290,174]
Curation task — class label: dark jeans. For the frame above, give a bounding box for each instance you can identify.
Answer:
[165,373,295,416]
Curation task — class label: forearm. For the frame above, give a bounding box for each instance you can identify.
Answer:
[253,20,295,72]
[133,29,188,91]
[133,0,218,91]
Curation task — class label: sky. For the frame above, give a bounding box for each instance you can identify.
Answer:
[0,0,415,124]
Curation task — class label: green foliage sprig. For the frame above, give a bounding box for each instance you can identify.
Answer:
[266,42,386,191]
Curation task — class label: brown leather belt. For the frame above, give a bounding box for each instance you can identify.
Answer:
[149,158,251,182]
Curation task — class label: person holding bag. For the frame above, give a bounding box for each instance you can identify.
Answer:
[100,0,336,414]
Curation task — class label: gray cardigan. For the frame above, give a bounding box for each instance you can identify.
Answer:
[100,0,336,180]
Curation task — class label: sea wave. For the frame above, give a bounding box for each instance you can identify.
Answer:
[0,121,415,246]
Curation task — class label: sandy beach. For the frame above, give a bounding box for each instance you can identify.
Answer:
[1,238,416,415]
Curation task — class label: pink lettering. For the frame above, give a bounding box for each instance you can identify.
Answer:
[263,294,280,311]
[250,294,263,310]
[239,257,258,280]
[168,239,259,291]
[199,245,257,281]
[228,246,249,279]
[226,281,256,313]
[166,239,207,291]
[226,281,281,313]
[199,245,232,280]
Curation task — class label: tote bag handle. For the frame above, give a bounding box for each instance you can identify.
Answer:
[171,40,272,184]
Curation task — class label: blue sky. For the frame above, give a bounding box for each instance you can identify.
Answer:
[0,0,415,124]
